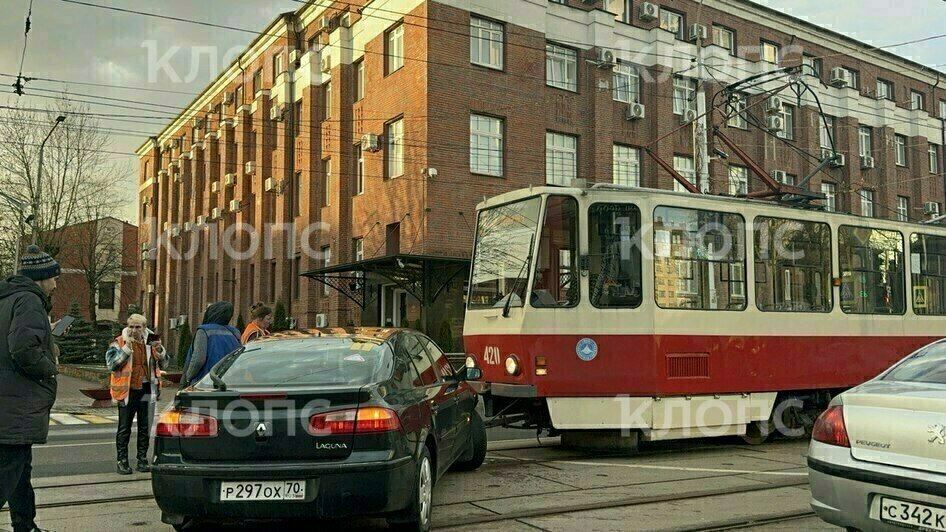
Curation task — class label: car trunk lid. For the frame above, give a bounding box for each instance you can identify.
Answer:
[174,386,369,462]
[844,380,946,474]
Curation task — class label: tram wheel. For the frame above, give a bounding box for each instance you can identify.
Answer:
[741,420,773,445]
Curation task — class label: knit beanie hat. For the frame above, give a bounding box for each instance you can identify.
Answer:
[18,245,61,281]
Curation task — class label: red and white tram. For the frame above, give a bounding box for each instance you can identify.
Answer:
[463,184,945,443]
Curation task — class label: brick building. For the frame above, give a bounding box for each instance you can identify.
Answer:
[49,217,139,324]
[136,0,946,349]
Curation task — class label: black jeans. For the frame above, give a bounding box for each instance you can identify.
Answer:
[0,444,37,532]
[116,386,152,464]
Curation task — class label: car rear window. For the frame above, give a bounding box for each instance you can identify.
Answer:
[201,337,393,388]
[883,342,946,385]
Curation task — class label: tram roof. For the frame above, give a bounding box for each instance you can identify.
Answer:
[476,184,946,234]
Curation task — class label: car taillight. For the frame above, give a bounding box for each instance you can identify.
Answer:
[309,408,400,435]
[156,411,218,438]
[811,405,850,448]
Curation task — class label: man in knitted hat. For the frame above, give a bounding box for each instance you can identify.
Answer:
[0,245,60,532]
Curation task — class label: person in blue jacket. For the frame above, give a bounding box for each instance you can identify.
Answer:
[182,302,241,387]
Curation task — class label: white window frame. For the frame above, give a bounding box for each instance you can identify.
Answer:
[726,93,747,129]
[470,114,504,177]
[897,196,909,222]
[777,104,794,140]
[712,26,735,54]
[911,90,924,111]
[387,119,404,178]
[672,155,695,193]
[895,135,907,166]
[321,246,332,295]
[356,148,365,195]
[761,41,780,64]
[877,79,893,100]
[822,183,837,212]
[859,190,874,218]
[546,132,578,186]
[356,61,365,101]
[324,82,332,120]
[546,43,578,92]
[323,159,332,207]
[673,76,696,115]
[940,100,946,119]
[728,166,748,196]
[819,116,835,149]
[612,145,640,187]
[659,10,684,40]
[387,24,405,74]
[608,0,632,24]
[612,63,640,103]
[931,144,940,175]
[858,127,872,158]
[471,17,503,70]
[273,53,284,84]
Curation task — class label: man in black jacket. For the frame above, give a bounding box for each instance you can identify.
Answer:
[0,245,60,532]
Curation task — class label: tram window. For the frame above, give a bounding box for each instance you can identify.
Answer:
[754,217,832,312]
[532,196,580,308]
[910,233,946,315]
[589,203,642,308]
[838,226,905,315]
[653,206,746,310]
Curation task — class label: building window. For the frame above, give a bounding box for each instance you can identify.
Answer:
[234,85,244,107]
[659,9,684,40]
[777,104,794,140]
[612,145,640,187]
[546,132,578,186]
[612,64,640,103]
[847,69,860,90]
[324,82,332,120]
[606,0,632,23]
[356,147,365,195]
[940,100,946,118]
[911,90,925,111]
[761,41,780,64]
[712,26,735,54]
[729,166,748,196]
[471,16,503,70]
[897,196,909,222]
[354,238,364,262]
[803,55,822,78]
[355,60,366,101]
[97,282,116,310]
[672,155,696,192]
[273,53,284,84]
[252,69,263,95]
[293,171,302,217]
[321,246,331,296]
[877,79,894,100]
[822,182,837,212]
[386,118,404,178]
[931,144,940,174]
[839,226,905,315]
[386,24,405,74]
[819,116,835,149]
[545,43,577,92]
[776,173,796,186]
[858,127,872,158]
[859,190,874,218]
[895,135,907,166]
[726,93,747,129]
[470,114,503,177]
[673,76,696,115]
[323,159,332,207]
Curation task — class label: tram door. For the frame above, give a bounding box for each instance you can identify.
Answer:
[381,285,408,327]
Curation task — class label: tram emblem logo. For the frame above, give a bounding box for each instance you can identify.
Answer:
[929,425,946,445]
[576,338,598,362]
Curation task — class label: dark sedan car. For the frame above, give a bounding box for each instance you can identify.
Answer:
[151,328,486,531]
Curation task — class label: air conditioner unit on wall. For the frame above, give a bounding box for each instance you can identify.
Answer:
[315,314,329,327]
[147,284,155,294]
[245,161,256,175]
[681,108,699,124]
[229,199,241,212]
[688,24,708,42]
[832,153,846,168]
[361,133,382,152]
[596,48,616,67]
[320,56,332,74]
[223,92,234,105]
[925,201,940,216]
[211,207,222,219]
[289,50,301,65]
[765,115,785,132]
[861,156,875,169]
[210,181,220,194]
[270,105,285,122]
[639,2,659,22]
[765,96,783,114]
[770,170,788,183]
[169,317,177,329]
[196,215,208,225]
[183,222,193,232]
[264,177,278,193]
[224,174,237,187]
[829,67,850,88]
[319,15,334,31]
[625,103,645,120]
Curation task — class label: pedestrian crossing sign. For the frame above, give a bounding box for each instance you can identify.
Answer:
[914,286,928,309]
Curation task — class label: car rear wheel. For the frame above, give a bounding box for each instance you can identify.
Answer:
[452,411,487,471]
[388,446,433,532]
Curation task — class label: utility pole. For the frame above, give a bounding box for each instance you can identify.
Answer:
[695,26,710,194]
[0,191,27,274]
[32,115,66,245]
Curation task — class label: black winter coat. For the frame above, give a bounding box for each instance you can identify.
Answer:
[0,276,58,445]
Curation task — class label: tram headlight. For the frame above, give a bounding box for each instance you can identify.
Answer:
[465,355,476,369]
[504,355,521,376]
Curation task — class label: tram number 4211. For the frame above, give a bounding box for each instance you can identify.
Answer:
[483,346,502,365]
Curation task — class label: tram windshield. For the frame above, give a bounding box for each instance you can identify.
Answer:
[469,197,543,309]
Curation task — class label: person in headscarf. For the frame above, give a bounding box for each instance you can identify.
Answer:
[181,302,241,387]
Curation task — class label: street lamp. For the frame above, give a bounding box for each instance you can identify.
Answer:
[32,115,67,245]
[0,191,28,273]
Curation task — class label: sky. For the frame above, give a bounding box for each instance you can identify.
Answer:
[1,0,944,223]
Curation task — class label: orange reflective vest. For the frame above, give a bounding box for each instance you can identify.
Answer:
[109,335,162,404]
[241,322,268,344]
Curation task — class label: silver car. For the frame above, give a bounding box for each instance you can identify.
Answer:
[809,339,946,531]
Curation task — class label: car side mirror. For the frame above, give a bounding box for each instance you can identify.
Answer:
[461,367,482,381]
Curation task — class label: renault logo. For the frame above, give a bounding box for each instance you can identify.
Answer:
[256,422,269,438]
[929,425,946,445]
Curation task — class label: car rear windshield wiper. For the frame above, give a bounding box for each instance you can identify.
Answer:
[209,368,227,391]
